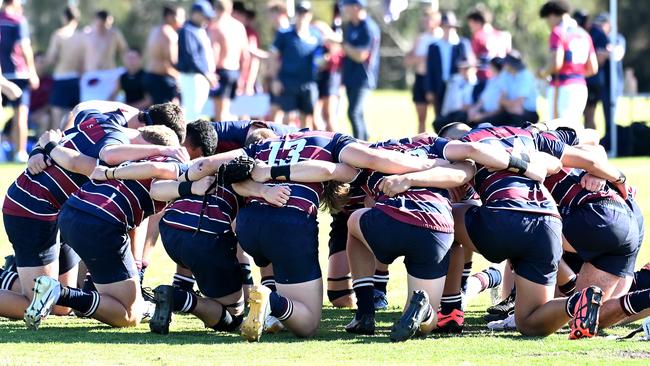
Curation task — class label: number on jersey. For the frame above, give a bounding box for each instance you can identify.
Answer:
[267,139,308,166]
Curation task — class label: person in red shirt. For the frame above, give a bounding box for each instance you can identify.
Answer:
[466,5,510,92]
[538,1,598,124]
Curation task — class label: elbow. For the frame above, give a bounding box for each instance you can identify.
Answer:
[100,149,121,166]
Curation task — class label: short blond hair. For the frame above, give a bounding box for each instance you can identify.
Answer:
[138,125,180,147]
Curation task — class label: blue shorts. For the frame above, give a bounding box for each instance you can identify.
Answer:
[142,72,178,104]
[1,79,30,107]
[58,243,80,275]
[328,212,349,257]
[317,70,341,98]
[210,69,240,99]
[360,208,453,280]
[3,214,59,267]
[562,200,640,277]
[277,82,317,114]
[466,206,563,285]
[411,74,427,103]
[236,204,321,285]
[159,222,242,298]
[58,205,136,285]
[628,197,645,248]
[49,77,80,108]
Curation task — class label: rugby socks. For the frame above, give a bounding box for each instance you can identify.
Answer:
[467,267,502,296]
[261,276,277,292]
[172,273,196,292]
[0,268,18,291]
[619,289,650,316]
[440,293,462,315]
[240,263,254,286]
[373,270,389,295]
[352,277,375,319]
[269,291,294,321]
[565,291,582,317]
[57,286,100,317]
[630,264,650,292]
[211,309,243,332]
[172,287,197,313]
[558,275,577,296]
[461,262,473,293]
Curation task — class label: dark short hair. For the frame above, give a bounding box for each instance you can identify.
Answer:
[145,103,186,143]
[127,47,142,55]
[466,6,491,25]
[539,1,570,18]
[95,10,111,21]
[64,5,80,22]
[186,120,218,157]
[268,1,288,15]
[162,5,180,19]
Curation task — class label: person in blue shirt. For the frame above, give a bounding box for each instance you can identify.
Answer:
[468,57,505,124]
[341,0,380,141]
[177,1,217,121]
[270,1,323,129]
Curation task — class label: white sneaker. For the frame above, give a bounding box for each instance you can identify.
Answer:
[487,312,517,331]
[24,276,61,330]
[140,300,156,323]
[264,315,285,334]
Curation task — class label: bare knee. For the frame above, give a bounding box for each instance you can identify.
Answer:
[292,321,319,338]
[516,321,555,337]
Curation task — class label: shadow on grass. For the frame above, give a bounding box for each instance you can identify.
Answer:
[0,307,639,345]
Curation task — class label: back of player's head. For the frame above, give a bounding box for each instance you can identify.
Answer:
[163,4,180,19]
[322,181,351,214]
[186,119,218,157]
[539,1,570,18]
[64,5,80,22]
[95,10,111,22]
[138,125,180,147]
[438,122,471,140]
[142,103,186,143]
[466,4,492,25]
[244,128,277,146]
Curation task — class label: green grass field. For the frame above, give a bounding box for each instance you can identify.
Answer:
[1,90,649,365]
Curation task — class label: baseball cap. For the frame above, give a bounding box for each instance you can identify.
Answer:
[192,0,216,19]
[295,1,312,14]
[503,51,525,71]
[441,11,459,28]
[340,0,367,7]
[593,12,610,25]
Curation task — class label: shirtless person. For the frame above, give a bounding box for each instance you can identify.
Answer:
[45,5,84,129]
[80,10,128,102]
[143,5,185,105]
[208,0,249,120]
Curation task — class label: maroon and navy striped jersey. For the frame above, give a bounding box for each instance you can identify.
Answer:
[2,109,130,221]
[213,120,299,153]
[65,156,185,230]
[544,168,624,209]
[460,126,560,217]
[243,131,356,215]
[362,136,455,232]
[162,184,241,235]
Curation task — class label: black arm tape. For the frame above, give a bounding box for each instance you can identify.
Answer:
[184,168,190,182]
[178,181,193,197]
[29,147,45,158]
[507,155,528,175]
[270,165,291,181]
[43,142,58,156]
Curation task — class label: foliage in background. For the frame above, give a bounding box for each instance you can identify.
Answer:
[23,0,648,91]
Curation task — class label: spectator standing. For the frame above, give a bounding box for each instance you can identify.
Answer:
[232,3,262,96]
[208,0,250,121]
[466,5,511,95]
[341,0,380,141]
[28,53,54,136]
[270,1,323,129]
[0,0,39,162]
[593,13,625,150]
[495,51,539,126]
[404,8,441,133]
[110,48,149,109]
[143,5,185,105]
[582,11,607,130]
[44,5,84,130]
[177,1,217,121]
[80,10,128,102]
[538,1,597,124]
[425,11,472,118]
[265,1,291,123]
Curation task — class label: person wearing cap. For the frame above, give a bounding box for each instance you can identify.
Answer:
[177,1,217,121]
[467,56,506,124]
[340,0,380,140]
[432,58,478,131]
[425,10,473,118]
[538,0,597,124]
[207,0,249,121]
[583,11,608,130]
[269,1,323,129]
[494,51,539,126]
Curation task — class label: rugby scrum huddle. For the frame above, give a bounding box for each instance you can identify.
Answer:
[0,100,648,343]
